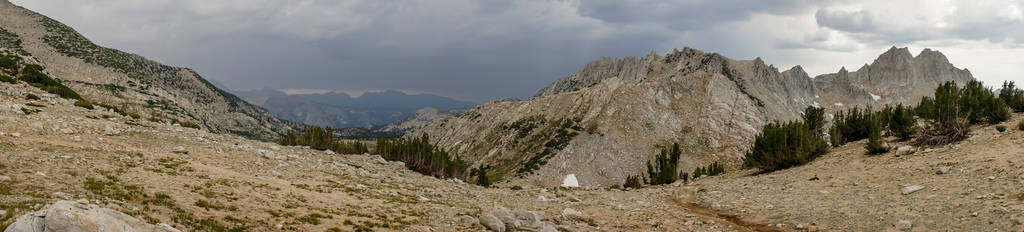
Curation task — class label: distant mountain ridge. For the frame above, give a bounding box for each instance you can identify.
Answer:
[233,88,476,130]
[416,46,973,187]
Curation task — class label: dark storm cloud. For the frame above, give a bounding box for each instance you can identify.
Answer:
[10,0,1022,101]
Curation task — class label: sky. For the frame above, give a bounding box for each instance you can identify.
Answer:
[11,0,1024,102]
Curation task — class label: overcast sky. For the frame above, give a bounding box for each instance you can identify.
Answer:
[11,0,1023,102]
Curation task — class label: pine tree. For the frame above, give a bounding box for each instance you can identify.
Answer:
[888,104,917,140]
[803,106,825,137]
[865,114,890,154]
[1001,81,1024,112]
[646,143,681,185]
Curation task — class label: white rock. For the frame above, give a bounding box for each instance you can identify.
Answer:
[895,220,912,230]
[561,174,579,188]
[901,185,924,195]
[896,146,915,156]
[936,167,950,175]
[10,132,20,137]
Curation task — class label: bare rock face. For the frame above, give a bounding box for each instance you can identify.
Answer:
[416,47,975,187]
[4,201,180,232]
[812,46,973,109]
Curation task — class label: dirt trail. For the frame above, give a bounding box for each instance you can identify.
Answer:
[670,187,786,232]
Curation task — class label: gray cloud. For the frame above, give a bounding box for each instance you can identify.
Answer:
[10,0,1022,101]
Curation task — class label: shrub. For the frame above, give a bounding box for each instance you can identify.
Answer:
[996,125,1007,132]
[25,93,40,100]
[179,121,201,130]
[623,175,644,189]
[745,121,828,172]
[1002,81,1024,112]
[19,64,81,99]
[865,115,890,155]
[74,99,94,109]
[376,134,468,179]
[646,143,681,185]
[888,104,917,140]
[0,74,15,84]
[0,55,16,70]
[510,185,523,190]
[1018,120,1024,131]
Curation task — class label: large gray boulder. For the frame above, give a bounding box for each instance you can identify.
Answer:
[4,201,179,232]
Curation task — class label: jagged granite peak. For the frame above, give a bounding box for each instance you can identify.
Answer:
[416,46,975,187]
[812,46,973,107]
[0,1,297,140]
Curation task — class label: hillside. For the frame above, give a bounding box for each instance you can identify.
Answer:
[415,47,974,187]
[0,1,296,140]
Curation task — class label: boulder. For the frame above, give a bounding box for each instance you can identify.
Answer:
[561,208,585,221]
[4,201,180,232]
[479,214,505,232]
[895,146,915,156]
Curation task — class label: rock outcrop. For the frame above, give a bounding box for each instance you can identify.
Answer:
[4,201,179,232]
[415,46,975,187]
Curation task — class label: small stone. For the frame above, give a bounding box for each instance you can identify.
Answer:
[936,167,950,175]
[807,225,817,232]
[171,146,188,154]
[35,171,47,177]
[72,136,81,142]
[10,132,20,137]
[325,150,335,155]
[271,171,281,177]
[711,202,722,209]
[536,195,549,202]
[0,175,11,182]
[895,220,912,230]
[0,210,6,217]
[901,185,924,195]
[986,176,996,180]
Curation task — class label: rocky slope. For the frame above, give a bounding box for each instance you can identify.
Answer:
[416,47,974,187]
[0,79,745,231]
[0,1,296,140]
[2,74,1022,231]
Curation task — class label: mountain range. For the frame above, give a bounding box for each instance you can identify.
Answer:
[415,46,973,187]
[231,88,475,130]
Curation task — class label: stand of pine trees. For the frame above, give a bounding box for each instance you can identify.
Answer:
[692,162,725,179]
[1002,81,1024,112]
[864,114,890,155]
[375,134,468,180]
[278,126,369,154]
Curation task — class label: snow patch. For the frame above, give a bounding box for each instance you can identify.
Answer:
[561,174,579,187]
[869,93,881,101]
